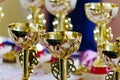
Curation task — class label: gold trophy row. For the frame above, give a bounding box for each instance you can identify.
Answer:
[0,0,120,80]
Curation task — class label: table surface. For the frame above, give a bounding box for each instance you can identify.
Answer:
[0,62,81,80]
[0,47,81,80]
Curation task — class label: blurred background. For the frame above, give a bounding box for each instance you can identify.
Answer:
[0,0,120,41]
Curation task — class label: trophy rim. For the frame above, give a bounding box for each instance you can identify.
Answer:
[7,22,41,49]
[42,31,82,40]
[8,22,39,33]
[85,2,119,8]
[42,31,82,58]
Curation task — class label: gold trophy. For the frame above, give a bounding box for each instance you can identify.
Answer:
[8,22,45,80]
[85,2,119,74]
[42,31,82,80]
[104,37,120,80]
[42,0,82,80]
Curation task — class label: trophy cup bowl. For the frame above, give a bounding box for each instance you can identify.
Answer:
[8,22,40,48]
[103,42,118,59]
[8,22,44,80]
[42,31,82,58]
[42,31,82,80]
[85,2,119,25]
[44,0,77,16]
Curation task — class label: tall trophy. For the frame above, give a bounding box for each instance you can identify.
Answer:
[8,22,45,80]
[42,0,82,80]
[85,2,119,74]
[42,31,82,80]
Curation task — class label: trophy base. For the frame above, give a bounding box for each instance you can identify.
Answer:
[22,77,30,80]
[90,66,110,74]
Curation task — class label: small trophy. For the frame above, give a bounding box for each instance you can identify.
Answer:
[104,37,120,80]
[85,2,119,74]
[8,22,45,80]
[42,31,82,80]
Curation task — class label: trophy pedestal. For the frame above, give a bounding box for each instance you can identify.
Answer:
[90,66,110,74]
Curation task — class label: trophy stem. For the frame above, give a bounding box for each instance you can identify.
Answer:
[95,23,107,45]
[59,58,68,80]
[22,49,30,80]
[118,71,120,80]
[55,13,66,31]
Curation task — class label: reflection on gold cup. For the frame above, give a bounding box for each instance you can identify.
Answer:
[8,22,45,80]
[42,31,82,80]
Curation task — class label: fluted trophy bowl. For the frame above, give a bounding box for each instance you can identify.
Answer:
[44,0,77,16]
[42,31,82,59]
[85,2,119,24]
[8,22,41,49]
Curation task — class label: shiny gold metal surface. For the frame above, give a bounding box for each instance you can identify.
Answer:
[42,31,82,58]
[8,22,45,80]
[42,31,82,80]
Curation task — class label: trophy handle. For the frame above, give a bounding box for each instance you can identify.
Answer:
[51,58,76,80]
